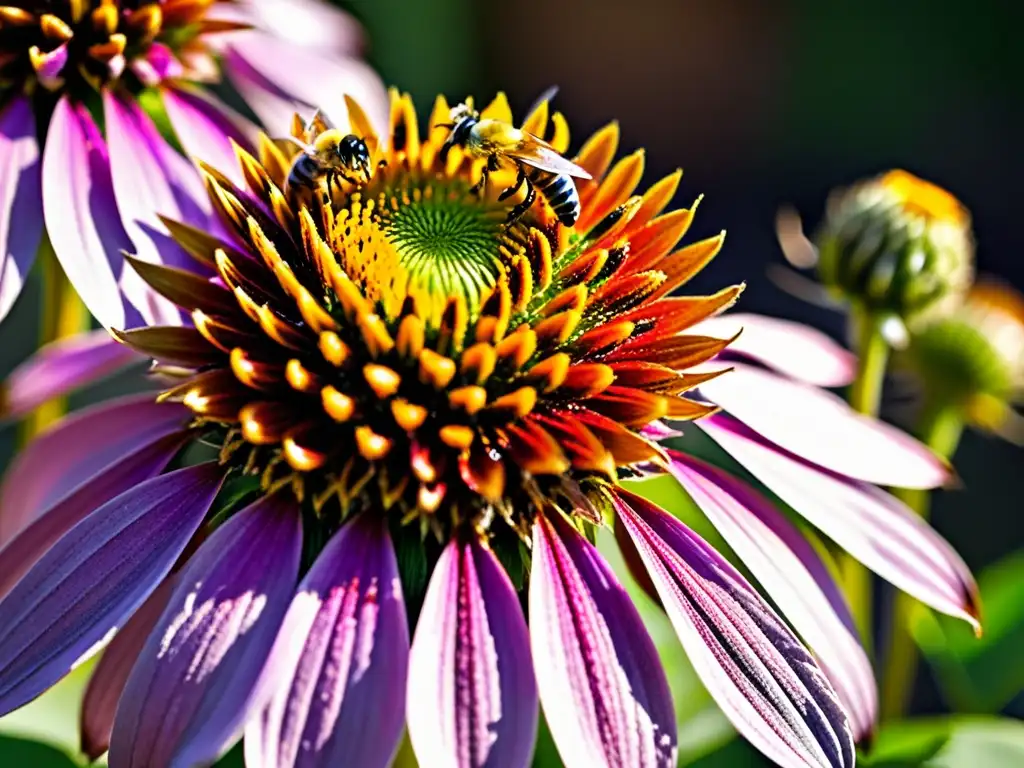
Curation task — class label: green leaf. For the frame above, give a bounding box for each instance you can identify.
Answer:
[863,716,1024,767]
[684,736,772,767]
[913,551,1024,712]
[0,735,79,767]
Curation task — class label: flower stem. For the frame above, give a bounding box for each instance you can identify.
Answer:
[880,399,963,720]
[18,240,87,445]
[842,306,891,650]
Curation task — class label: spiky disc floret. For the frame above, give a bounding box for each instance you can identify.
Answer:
[119,90,742,540]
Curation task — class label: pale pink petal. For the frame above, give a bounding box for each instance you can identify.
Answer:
[218,0,365,55]
[0,429,188,601]
[693,313,856,387]
[103,90,215,326]
[80,579,175,761]
[129,43,184,86]
[162,85,256,188]
[221,48,301,136]
[246,515,407,768]
[530,512,676,768]
[1,330,141,420]
[0,464,224,716]
[408,538,537,768]
[0,395,189,543]
[614,489,854,768]
[696,363,951,489]
[666,453,877,740]
[42,96,138,330]
[0,96,42,324]
[110,492,302,767]
[700,415,980,629]
[225,35,387,136]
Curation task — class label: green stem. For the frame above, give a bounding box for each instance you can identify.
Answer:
[879,399,963,720]
[841,307,892,651]
[17,240,88,446]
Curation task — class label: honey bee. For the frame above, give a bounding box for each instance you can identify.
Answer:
[284,109,375,197]
[439,99,592,227]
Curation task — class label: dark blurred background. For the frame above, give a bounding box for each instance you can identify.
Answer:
[0,0,1020,746]
[337,0,1024,720]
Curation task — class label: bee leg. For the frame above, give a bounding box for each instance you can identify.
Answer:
[498,164,526,201]
[470,165,490,198]
[506,173,536,228]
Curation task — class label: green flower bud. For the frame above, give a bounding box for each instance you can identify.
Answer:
[816,170,974,326]
[902,281,1024,441]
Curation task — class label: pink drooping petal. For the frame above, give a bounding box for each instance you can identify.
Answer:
[0,463,224,717]
[666,453,877,741]
[408,538,537,768]
[80,579,174,762]
[42,96,139,330]
[613,489,854,768]
[110,492,302,767]
[213,0,364,56]
[700,415,980,629]
[696,363,950,489]
[224,35,387,136]
[162,85,256,189]
[693,313,856,387]
[529,512,676,768]
[0,96,42,324]
[0,394,189,543]
[103,90,215,325]
[0,429,189,601]
[245,515,407,768]
[1,330,141,420]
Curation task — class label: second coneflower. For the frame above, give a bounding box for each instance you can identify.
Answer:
[0,92,980,768]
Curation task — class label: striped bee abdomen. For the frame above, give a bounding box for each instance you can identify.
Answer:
[528,167,581,227]
[286,153,319,194]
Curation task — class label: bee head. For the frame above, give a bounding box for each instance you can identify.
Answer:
[440,102,479,162]
[338,134,372,177]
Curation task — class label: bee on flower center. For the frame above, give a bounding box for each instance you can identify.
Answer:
[285,109,378,197]
[439,101,592,228]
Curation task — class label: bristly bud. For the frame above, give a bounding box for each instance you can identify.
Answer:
[815,170,974,329]
[901,280,1024,443]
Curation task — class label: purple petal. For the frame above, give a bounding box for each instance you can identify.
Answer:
[696,363,951,489]
[408,537,537,768]
[245,515,408,768]
[32,43,69,89]
[0,395,188,542]
[103,90,215,325]
[1,330,141,420]
[693,313,856,387]
[0,96,42,324]
[81,579,174,761]
[224,35,387,135]
[530,512,676,768]
[0,463,224,716]
[614,489,854,768]
[42,96,139,330]
[110,492,302,768]
[666,452,877,740]
[162,85,256,189]
[700,416,980,629]
[0,429,189,601]
[0,394,188,543]
[130,43,184,86]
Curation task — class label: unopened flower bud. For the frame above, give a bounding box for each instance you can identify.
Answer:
[816,170,974,326]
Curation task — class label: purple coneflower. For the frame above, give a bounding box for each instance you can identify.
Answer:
[0,92,979,768]
[0,0,385,328]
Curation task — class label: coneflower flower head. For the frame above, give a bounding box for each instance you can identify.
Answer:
[815,170,974,328]
[0,91,983,768]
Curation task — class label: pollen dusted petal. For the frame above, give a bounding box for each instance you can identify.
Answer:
[623,205,700,275]
[625,170,683,237]
[576,149,645,233]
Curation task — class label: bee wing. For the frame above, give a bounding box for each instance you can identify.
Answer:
[507,134,593,179]
[305,108,337,141]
